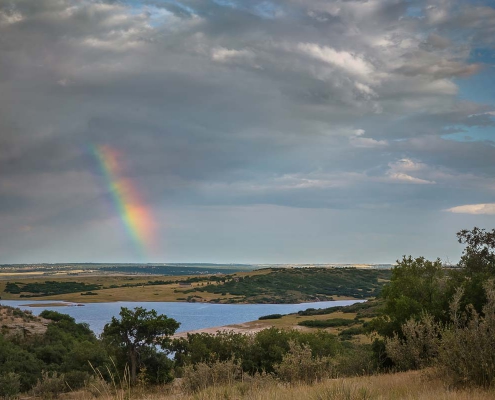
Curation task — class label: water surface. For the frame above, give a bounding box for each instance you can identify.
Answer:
[0,299,364,335]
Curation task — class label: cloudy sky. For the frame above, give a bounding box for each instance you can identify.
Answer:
[1,0,494,264]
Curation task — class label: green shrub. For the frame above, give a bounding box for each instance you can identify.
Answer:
[338,326,366,339]
[298,318,357,328]
[64,370,90,390]
[258,314,283,320]
[438,283,495,387]
[274,341,333,384]
[385,312,441,371]
[0,372,21,399]
[334,344,377,377]
[173,327,340,376]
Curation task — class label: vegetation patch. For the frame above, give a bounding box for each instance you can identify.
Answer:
[258,314,283,320]
[5,281,101,297]
[298,318,359,328]
[195,268,391,303]
[298,300,379,317]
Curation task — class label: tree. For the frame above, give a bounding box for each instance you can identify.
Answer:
[101,307,179,384]
[373,256,447,337]
[450,227,495,313]
[457,227,495,275]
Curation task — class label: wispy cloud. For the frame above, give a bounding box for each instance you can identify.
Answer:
[445,204,495,215]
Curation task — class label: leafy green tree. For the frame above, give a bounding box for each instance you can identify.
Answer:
[457,227,495,274]
[374,256,447,336]
[450,227,495,313]
[101,307,179,384]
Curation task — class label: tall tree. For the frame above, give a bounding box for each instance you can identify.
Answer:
[101,307,179,384]
[374,256,447,337]
[452,227,495,313]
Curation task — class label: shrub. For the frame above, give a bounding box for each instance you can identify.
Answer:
[83,375,112,398]
[181,359,242,393]
[334,344,377,377]
[338,326,366,339]
[64,370,90,390]
[32,371,67,399]
[0,372,21,399]
[298,318,357,328]
[258,314,283,320]
[438,283,495,387]
[385,312,441,371]
[274,341,333,384]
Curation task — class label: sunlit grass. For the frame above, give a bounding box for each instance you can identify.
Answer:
[67,370,495,400]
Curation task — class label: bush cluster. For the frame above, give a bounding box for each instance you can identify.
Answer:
[298,318,359,328]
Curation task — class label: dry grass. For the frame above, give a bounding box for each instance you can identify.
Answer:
[62,370,495,400]
[226,310,371,343]
[0,270,273,303]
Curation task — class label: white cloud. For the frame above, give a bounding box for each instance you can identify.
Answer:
[384,159,435,184]
[389,159,427,173]
[355,82,377,97]
[348,129,387,148]
[296,43,375,81]
[350,137,388,148]
[211,47,255,63]
[445,203,495,215]
[386,172,435,185]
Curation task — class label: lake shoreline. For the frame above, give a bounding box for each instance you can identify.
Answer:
[0,299,366,336]
[4,294,359,305]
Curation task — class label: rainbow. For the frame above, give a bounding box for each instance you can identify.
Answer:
[91,144,156,258]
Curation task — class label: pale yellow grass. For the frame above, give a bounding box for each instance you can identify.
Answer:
[0,270,272,303]
[222,310,371,343]
[0,272,46,276]
[65,370,495,400]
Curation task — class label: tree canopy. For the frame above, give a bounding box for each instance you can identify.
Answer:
[101,307,179,384]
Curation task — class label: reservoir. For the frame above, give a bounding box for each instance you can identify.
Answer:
[0,299,364,335]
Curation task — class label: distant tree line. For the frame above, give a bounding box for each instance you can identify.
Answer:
[5,281,101,297]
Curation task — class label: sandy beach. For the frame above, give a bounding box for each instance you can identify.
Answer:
[172,322,273,338]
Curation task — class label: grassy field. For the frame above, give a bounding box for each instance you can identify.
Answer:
[0,270,270,303]
[66,370,495,400]
[0,268,390,304]
[219,301,379,343]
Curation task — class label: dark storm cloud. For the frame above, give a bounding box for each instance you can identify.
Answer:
[0,0,494,262]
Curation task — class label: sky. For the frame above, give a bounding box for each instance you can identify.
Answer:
[0,0,494,264]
